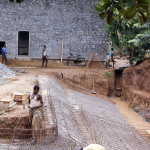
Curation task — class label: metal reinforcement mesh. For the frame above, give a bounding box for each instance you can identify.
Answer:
[0,75,149,150]
[1,99,149,150]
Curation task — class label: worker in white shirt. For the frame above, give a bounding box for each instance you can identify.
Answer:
[42,45,48,68]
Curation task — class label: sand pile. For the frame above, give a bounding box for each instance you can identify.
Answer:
[0,62,15,84]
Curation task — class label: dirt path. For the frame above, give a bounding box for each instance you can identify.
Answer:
[111,98,150,130]
[111,98,150,143]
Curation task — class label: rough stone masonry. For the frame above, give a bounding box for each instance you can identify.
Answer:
[0,0,107,60]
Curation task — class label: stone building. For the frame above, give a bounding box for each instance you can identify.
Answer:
[0,0,107,60]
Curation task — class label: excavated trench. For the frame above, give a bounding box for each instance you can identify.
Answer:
[114,69,123,97]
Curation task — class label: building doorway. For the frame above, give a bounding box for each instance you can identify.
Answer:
[0,41,5,55]
[18,31,29,55]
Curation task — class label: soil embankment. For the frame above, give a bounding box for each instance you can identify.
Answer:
[51,69,114,96]
[122,59,150,121]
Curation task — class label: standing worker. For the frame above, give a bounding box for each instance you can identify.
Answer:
[28,85,43,142]
[42,45,48,68]
[1,44,8,65]
[107,47,115,68]
[28,85,43,127]
[109,47,115,68]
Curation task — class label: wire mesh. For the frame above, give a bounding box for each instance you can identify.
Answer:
[0,75,149,150]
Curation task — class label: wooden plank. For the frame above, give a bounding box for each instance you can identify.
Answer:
[61,39,64,63]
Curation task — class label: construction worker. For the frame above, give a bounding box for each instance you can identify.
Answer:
[1,44,7,65]
[106,47,115,68]
[42,45,48,68]
[109,47,115,68]
[80,144,105,150]
[28,85,43,127]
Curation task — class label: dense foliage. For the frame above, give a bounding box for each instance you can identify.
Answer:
[95,0,150,25]
[127,23,150,64]
[96,0,150,65]
[106,17,150,64]
[106,16,139,51]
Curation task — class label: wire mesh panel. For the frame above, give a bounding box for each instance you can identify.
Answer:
[0,75,149,150]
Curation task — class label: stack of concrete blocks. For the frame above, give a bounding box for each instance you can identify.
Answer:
[12,92,28,105]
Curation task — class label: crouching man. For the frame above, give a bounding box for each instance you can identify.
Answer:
[28,85,43,141]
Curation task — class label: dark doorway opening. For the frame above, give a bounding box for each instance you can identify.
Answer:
[18,31,29,55]
[0,41,5,55]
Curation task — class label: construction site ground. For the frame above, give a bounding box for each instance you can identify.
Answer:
[0,60,150,149]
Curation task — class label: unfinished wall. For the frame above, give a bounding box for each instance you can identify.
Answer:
[122,59,150,121]
[0,0,107,60]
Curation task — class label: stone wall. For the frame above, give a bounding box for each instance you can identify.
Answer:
[0,0,107,60]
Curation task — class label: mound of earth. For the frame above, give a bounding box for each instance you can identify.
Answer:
[122,59,150,121]
[52,69,114,96]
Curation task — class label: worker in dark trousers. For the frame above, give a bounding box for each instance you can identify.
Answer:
[28,85,43,142]
[28,85,43,127]
[109,48,115,68]
[42,45,48,68]
[106,48,115,68]
[1,44,8,65]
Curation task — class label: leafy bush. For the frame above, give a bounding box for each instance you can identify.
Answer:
[105,72,114,78]
[95,0,150,25]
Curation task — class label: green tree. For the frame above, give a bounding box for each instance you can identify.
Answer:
[106,18,150,64]
[95,0,150,25]
[106,15,141,52]
[127,23,150,64]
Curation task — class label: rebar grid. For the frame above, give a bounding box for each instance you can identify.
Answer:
[52,97,150,150]
[0,75,149,150]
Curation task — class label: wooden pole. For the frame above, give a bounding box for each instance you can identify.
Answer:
[61,39,64,63]
[94,52,105,69]
[85,52,94,71]
[92,76,96,94]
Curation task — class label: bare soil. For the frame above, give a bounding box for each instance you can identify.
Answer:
[111,97,150,143]
[122,59,150,121]
[0,59,149,144]
[0,72,36,99]
[0,105,29,129]
[6,59,81,69]
[49,69,114,96]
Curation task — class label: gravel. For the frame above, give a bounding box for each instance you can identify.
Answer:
[0,63,16,84]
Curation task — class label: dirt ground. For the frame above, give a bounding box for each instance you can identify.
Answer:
[0,59,150,144]
[122,59,150,122]
[0,73,36,132]
[45,67,150,143]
